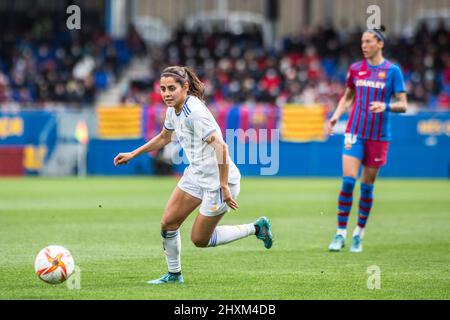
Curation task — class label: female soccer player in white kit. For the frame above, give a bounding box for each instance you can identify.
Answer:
[114,66,273,284]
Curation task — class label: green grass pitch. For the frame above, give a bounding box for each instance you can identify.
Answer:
[0,177,449,299]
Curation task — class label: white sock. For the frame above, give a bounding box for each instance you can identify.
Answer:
[208,223,256,247]
[336,228,347,238]
[161,229,181,273]
[353,226,365,238]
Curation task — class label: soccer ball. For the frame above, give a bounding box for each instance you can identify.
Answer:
[34,245,75,284]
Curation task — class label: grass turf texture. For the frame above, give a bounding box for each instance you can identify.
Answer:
[0,177,449,300]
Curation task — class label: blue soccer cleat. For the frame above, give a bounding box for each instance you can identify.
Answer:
[328,234,345,252]
[147,273,184,285]
[350,235,363,253]
[254,217,273,249]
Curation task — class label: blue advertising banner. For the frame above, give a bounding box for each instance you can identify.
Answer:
[0,111,56,145]
[87,111,450,178]
[0,111,57,172]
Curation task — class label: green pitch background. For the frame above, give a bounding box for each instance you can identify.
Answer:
[0,177,449,299]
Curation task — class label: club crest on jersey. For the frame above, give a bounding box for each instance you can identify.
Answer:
[378,71,386,79]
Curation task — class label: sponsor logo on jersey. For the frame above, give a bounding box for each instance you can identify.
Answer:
[355,79,386,89]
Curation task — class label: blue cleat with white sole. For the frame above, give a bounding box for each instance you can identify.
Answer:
[254,217,273,249]
[350,235,363,253]
[328,234,345,252]
[147,273,184,285]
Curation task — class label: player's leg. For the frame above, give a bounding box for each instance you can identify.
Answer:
[191,213,273,249]
[350,140,389,253]
[191,184,273,249]
[356,165,379,236]
[329,137,363,251]
[148,186,201,284]
[338,155,361,233]
[349,166,379,253]
[191,212,226,247]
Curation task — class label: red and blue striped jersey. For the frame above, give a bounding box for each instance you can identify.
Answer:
[345,59,405,141]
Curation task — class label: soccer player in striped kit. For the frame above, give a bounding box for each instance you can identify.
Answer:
[114,66,273,284]
[327,27,408,252]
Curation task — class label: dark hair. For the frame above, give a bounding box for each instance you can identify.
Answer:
[365,25,387,42]
[160,66,205,102]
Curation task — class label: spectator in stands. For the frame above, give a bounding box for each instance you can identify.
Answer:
[121,21,448,110]
[0,14,144,107]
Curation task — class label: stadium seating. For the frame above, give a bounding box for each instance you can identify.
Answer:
[0,17,144,107]
[123,22,449,110]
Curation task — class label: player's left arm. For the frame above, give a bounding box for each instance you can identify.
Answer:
[369,92,407,113]
[391,92,408,113]
[370,64,408,113]
[205,131,239,210]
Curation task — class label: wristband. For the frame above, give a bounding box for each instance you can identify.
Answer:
[385,103,391,112]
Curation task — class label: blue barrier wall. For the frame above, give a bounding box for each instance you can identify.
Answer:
[0,111,57,148]
[234,112,450,177]
[0,111,57,174]
[87,111,450,178]
[230,138,449,178]
[87,138,153,175]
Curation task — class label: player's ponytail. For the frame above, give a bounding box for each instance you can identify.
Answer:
[160,66,205,102]
[183,66,205,102]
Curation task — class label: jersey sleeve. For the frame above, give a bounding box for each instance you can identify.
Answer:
[345,65,355,89]
[188,107,218,141]
[391,64,406,94]
[163,108,174,131]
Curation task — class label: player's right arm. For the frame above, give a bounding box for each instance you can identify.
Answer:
[326,87,356,135]
[113,128,173,166]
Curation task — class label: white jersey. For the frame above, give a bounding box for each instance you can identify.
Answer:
[164,95,241,190]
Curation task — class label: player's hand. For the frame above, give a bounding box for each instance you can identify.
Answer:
[369,101,386,113]
[326,116,338,135]
[222,185,239,210]
[114,152,134,166]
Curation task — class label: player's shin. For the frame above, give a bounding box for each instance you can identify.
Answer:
[336,176,356,237]
[207,224,255,247]
[354,183,374,237]
[161,229,181,274]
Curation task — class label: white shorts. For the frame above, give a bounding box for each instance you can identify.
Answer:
[178,172,240,217]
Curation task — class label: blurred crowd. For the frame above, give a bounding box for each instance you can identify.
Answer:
[123,21,450,110]
[1,13,449,110]
[0,15,145,107]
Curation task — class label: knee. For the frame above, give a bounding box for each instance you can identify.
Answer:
[160,218,180,231]
[361,173,377,185]
[190,234,209,248]
[342,176,356,190]
[361,178,376,185]
[361,173,377,184]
